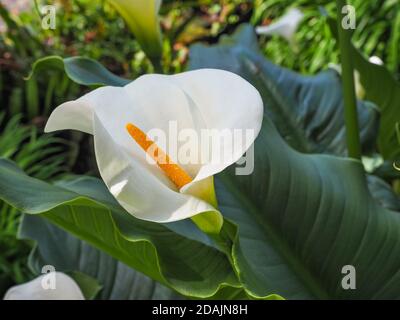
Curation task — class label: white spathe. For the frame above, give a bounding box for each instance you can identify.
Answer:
[369,56,383,65]
[3,272,84,300]
[255,8,304,41]
[45,69,263,223]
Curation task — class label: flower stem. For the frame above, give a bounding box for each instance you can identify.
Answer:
[336,0,362,160]
[151,57,164,74]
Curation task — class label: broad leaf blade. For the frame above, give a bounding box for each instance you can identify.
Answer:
[215,114,400,299]
[189,24,400,299]
[67,271,102,300]
[0,159,243,299]
[28,56,130,87]
[20,214,180,300]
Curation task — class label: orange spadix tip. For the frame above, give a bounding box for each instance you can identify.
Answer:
[125,122,192,189]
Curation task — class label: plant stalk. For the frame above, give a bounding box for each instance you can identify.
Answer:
[151,57,164,74]
[336,0,362,160]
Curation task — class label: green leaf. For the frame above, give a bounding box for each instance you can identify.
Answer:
[104,0,163,65]
[367,175,400,212]
[0,113,69,286]
[189,24,378,156]
[20,214,181,299]
[28,56,130,87]
[213,114,400,299]
[0,158,266,299]
[348,47,400,159]
[67,271,102,300]
[189,24,400,299]
[327,17,400,159]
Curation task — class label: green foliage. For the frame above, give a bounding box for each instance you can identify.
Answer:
[1,24,400,298]
[253,0,400,76]
[1,0,400,301]
[29,56,130,87]
[189,24,378,157]
[0,161,258,299]
[0,113,69,289]
[0,2,62,119]
[20,214,183,300]
[342,31,400,160]
[188,25,400,298]
[66,271,102,300]
[2,107,400,298]
[0,1,112,121]
[0,114,68,179]
[324,16,400,160]
[104,0,163,69]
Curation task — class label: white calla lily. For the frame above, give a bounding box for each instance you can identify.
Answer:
[45,69,263,231]
[256,8,304,42]
[3,272,84,300]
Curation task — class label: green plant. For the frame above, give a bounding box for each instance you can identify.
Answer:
[20,214,182,300]
[2,0,400,301]
[0,113,70,289]
[335,0,361,159]
[253,0,400,77]
[2,23,399,299]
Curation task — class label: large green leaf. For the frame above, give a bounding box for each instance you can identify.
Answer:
[189,24,378,156]
[188,24,400,299]
[20,214,181,300]
[0,158,273,299]
[28,56,130,87]
[215,116,400,298]
[66,271,102,300]
[367,175,400,212]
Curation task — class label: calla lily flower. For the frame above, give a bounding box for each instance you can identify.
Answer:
[3,272,84,300]
[45,69,263,230]
[105,0,163,65]
[256,8,304,42]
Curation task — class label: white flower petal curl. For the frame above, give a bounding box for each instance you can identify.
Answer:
[169,69,263,193]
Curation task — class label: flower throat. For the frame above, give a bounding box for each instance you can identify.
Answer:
[126,123,192,189]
